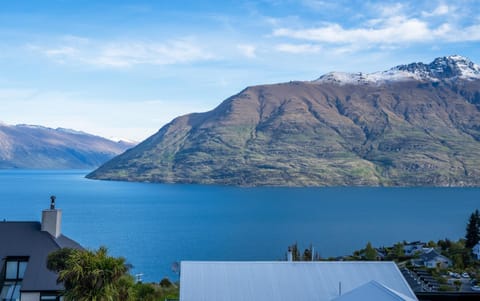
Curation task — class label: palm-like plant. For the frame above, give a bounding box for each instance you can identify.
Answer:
[48,247,130,301]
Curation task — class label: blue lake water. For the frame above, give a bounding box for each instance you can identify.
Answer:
[0,169,478,282]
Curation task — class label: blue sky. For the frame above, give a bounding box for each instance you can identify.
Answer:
[1,0,479,141]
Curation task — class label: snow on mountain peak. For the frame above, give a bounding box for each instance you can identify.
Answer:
[315,55,480,85]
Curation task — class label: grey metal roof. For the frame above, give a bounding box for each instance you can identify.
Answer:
[0,221,82,292]
[332,280,417,301]
[421,249,450,263]
[180,261,418,301]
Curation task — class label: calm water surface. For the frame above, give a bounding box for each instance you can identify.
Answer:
[0,170,478,281]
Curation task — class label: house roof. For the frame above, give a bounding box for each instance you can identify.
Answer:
[473,242,480,252]
[332,280,417,301]
[0,221,82,292]
[179,261,418,301]
[421,249,450,262]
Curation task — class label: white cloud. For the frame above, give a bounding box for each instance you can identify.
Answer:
[29,37,214,68]
[237,44,257,58]
[273,16,433,44]
[275,43,322,53]
[300,0,335,10]
[422,4,451,17]
[450,24,480,42]
[377,2,405,17]
[272,12,480,48]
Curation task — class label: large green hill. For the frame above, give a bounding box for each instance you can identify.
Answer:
[88,56,480,186]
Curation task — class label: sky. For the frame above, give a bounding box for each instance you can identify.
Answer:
[1,0,479,141]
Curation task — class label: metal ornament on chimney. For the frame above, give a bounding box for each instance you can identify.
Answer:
[50,195,56,210]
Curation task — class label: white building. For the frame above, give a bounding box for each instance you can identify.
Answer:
[420,249,452,269]
[473,242,480,260]
[180,261,418,301]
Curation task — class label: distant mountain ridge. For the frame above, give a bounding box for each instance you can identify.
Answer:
[88,55,480,186]
[316,55,480,85]
[0,123,135,169]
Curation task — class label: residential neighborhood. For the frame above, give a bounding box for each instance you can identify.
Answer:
[1,203,479,301]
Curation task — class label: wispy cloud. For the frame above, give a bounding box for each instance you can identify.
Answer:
[275,43,322,54]
[273,17,433,44]
[300,0,336,10]
[237,44,257,58]
[421,3,452,17]
[29,36,214,68]
[271,2,480,53]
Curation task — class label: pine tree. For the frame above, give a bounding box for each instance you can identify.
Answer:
[465,209,480,248]
[364,242,377,261]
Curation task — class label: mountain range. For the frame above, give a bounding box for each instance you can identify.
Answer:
[88,55,480,186]
[0,123,134,169]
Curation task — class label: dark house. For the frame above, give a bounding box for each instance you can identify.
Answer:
[0,198,82,301]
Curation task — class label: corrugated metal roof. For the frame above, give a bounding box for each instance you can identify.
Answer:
[180,261,418,301]
[332,280,417,301]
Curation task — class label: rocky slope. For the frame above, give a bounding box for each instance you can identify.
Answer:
[0,124,135,169]
[88,55,480,186]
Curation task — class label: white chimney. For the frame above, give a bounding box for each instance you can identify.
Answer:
[41,196,62,238]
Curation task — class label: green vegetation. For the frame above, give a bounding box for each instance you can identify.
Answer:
[364,242,377,261]
[47,247,179,301]
[286,209,480,292]
[466,209,480,248]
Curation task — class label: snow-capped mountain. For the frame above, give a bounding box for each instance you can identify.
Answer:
[315,55,480,85]
[89,55,480,186]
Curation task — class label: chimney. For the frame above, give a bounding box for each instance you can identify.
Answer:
[41,195,62,238]
[287,247,293,262]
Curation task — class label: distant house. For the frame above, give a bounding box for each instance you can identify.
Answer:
[180,261,418,301]
[375,248,387,260]
[403,242,425,256]
[0,198,82,301]
[473,242,480,260]
[412,249,452,268]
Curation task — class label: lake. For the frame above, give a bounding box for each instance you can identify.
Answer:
[0,170,478,282]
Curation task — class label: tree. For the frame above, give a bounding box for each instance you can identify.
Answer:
[159,278,173,288]
[465,209,480,248]
[438,238,452,251]
[130,282,157,301]
[287,243,301,261]
[47,247,130,301]
[388,243,405,259]
[47,248,76,272]
[364,242,377,261]
[302,246,312,261]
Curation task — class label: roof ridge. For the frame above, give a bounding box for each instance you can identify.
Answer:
[369,281,416,301]
[44,231,62,249]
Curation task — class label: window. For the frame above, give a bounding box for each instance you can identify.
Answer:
[4,258,28,280]
[17,261,27,279]
[5,261,18,279]
[40,294,62,301]
[0,257,28,301]
[0,282,21,301]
